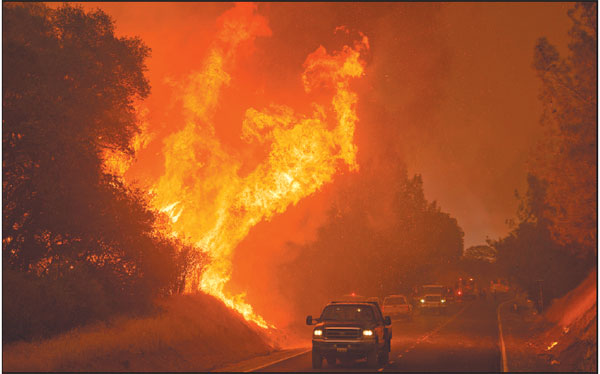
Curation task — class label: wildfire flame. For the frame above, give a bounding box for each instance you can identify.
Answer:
[105,4,368,329]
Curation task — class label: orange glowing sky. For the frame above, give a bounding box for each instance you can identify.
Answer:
[70,2,571,248]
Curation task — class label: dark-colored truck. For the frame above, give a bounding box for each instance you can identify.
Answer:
[306,301,392,369]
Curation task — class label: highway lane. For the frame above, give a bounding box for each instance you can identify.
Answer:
[256,297,504,372]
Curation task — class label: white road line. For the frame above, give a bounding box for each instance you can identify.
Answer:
[248,305,470,372]
[497,299,515,373]
[396,304,468,361]
[244,348,311,372]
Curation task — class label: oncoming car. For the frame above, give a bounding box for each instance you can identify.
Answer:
[306,301,392,368]
[418,294,447,314]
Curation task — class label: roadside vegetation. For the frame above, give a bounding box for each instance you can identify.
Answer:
[278,160,465,316]
[490,2,596,310]
[3,3,207,343]
[2,292,273,371]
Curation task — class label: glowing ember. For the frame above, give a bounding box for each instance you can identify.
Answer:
[547,341,558,350]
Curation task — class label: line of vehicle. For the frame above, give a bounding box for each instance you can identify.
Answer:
[249,305,470,372]
[497,298,516,373]
[245,348,311,372]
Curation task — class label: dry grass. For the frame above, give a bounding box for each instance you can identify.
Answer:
[3,292,274,371]
[545,269,596,327]
[504,270,597,372]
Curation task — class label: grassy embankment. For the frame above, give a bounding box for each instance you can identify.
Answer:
[503,269,596,372]
[3,292,274,371]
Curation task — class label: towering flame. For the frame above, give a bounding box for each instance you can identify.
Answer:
[108,4,369,329]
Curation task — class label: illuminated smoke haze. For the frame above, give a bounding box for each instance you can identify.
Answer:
[72,2,572,328]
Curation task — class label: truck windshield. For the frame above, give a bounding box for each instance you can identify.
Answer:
[320,305,374,322]
[423,286,444,294]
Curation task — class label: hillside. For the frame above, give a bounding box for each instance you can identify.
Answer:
[3,292,274,371]
[540,269,597,371]
[503,269,597,372]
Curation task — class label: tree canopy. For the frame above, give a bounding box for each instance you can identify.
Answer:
[532,2,597,256]
[3,3,202,342]
[278,161,464,316]
[490,2,596,311]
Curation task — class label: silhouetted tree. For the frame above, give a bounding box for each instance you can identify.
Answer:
[463,245,496,263]
[2,3,204,342]
[3,3,150,270]
[278,161,464,316]
[532,2,597,256]
[492,174,591,307]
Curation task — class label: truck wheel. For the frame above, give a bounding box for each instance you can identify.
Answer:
[367,349,378,368]
[311,350,322,369]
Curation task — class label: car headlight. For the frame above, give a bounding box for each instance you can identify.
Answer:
[363,329,373,336]
[420,299,425,303]
[441,299,446,303]
[313,329,323,336]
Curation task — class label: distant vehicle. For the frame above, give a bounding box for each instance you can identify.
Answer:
[418,294,447,314]
[383,295,413,320]
[306,301,392,369]
[420,284,447,296]
[366,296,381,305]
[415,284,448,303]
[490,279,509,293]
[456,278,477,300]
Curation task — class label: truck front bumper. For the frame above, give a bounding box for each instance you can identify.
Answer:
[419,302,446,309]
[312,339,377,356]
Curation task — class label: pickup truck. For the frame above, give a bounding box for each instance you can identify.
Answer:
[306,301,392,368]
[418,293,447,314]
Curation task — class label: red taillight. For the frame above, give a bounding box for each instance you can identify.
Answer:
[458,291,462,295]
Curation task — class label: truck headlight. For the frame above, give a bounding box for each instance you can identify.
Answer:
[313,329,323,336]
[420,299,425,303]
[441,299,446,303]
[363,329,373,336]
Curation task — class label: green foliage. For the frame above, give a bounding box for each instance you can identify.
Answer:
[2,3,206,342]
[532,2,597,256]
[278,162,464,315]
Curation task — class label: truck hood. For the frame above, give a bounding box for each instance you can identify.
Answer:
[315,320,376,329]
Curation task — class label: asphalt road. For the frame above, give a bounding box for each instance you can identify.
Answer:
[256,297,505,372]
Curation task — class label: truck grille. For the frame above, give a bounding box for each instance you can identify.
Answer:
[325,328,361,339]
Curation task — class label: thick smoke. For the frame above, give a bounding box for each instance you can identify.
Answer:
[78,2,572,332]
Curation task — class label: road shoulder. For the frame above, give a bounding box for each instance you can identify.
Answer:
[212,347,310,372]
[498,296,554,372]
